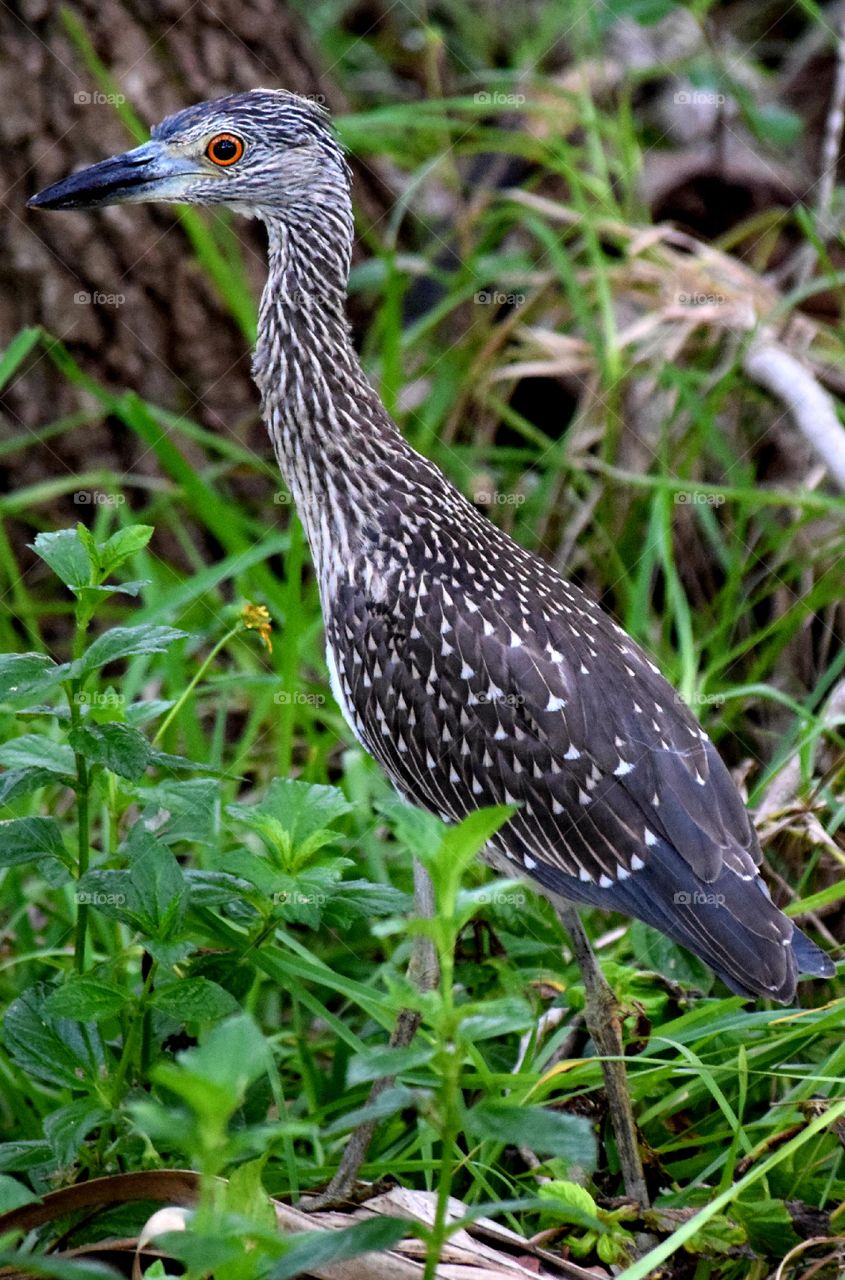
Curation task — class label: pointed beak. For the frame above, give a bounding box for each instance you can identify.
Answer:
[27,139,203,212]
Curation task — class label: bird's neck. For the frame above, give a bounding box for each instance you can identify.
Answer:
[253,211,417,578]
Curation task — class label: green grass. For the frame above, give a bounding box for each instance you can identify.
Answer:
[1,2,844,1276]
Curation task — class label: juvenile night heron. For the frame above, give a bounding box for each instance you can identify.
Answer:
[30,90,832,1052]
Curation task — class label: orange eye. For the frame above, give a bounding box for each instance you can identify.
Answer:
[205,133,245,166]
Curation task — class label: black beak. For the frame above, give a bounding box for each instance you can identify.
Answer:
[27,141,199,211]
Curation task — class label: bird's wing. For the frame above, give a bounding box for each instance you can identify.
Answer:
[331,567,759,885]
[326,535,828,1001]
[451,577,762,888]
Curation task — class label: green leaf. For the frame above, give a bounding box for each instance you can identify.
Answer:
[125,698,175,726]
[0,652,61,700]
[218,848,278,897]
[67,722,151,780]
[43,1099,112,1165]
[71,584,138,625]
[135,778,220,845]
[0,735,75,776]
[0,1141,53,1173]
[0,1174,40,1214]
[73,870,134,922]
[44,977,128,1022]
[147,749,228,776]
[0,817,69,867]
[185,869,253,907]
[98,524,154,576]
[105,578,151,597]
[266,865,348,927]
[466,1101,596,1168]
[225,1157,276,1227]
[682,1212,747,1255]
[0,767,64,806]
[347,1042,435,1086]
[458,996,535,1042]
[30,529,91,589]
[732,1199,800,1259]
[0,1252,119,1278]
[151,1014,268,1124]
[2,984,105,1089]
[377,795,444,861]
[187,952,255,1004]
[75,834,187,940]
[538,1180,598,1217]
[72,624,187,677]
[0,327,42,391]
[269,1216,411,1280]
[408,803,514,917]
[125,829,188,939]
[322,879,410,927]
[227,778,352,867]
[323,1085,417,1135]
[629,920,713,990]
[440,806,514,876]
[149,978,239,1023]
[74,523,99,572]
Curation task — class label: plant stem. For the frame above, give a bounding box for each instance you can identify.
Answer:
[425,1041,461,1280]
[423,887,459,1279]
[110,959,157,1103]
[278,517,305,778]
[153,623,240,745]
[73,751,90,973]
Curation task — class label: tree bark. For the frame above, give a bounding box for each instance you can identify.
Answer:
[0,0,394,483]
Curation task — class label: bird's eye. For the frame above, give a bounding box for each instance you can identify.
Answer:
[205,133,245,166]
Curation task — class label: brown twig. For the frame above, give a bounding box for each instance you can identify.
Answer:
[554,902,649,1208]
[305,862,439,1211]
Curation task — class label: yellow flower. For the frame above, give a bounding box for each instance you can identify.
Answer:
[241,603,273,654]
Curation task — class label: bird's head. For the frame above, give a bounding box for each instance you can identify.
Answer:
[28,89,350,219]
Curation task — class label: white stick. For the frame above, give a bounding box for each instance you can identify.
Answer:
[743,338,845,491]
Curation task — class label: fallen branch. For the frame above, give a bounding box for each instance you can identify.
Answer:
[743,338,845,491]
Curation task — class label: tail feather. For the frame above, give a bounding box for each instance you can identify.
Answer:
[791,926,836,981]
[514,834,834,1003]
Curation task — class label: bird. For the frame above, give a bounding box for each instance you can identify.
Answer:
[29,89,834,1006]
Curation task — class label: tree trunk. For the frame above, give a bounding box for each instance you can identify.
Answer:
[0,0,394,486]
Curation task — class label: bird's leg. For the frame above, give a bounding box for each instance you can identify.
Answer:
[555,902,649,1208]
[304,861,439,1209]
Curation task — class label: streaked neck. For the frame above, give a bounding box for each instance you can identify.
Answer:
[252,208,416,580]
